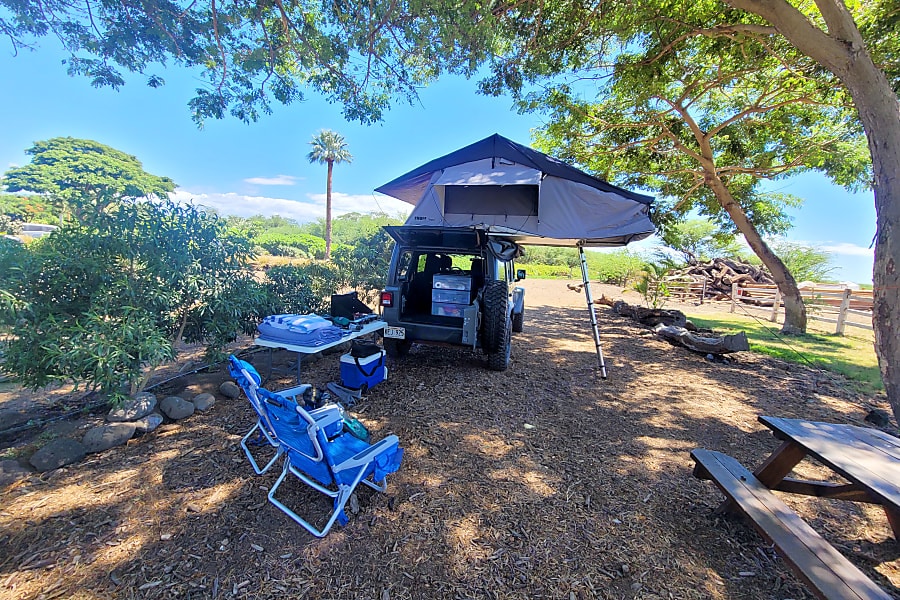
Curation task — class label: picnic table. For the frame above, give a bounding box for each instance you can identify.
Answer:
[753,416,900,537]
[692,416,899,600]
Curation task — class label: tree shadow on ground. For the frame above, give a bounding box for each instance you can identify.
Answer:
[0,301,897,599]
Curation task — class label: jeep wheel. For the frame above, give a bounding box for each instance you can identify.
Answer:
[511,307,524,333]
[383,338,412,358]
[487,315,511,371]
[481,280,509,353]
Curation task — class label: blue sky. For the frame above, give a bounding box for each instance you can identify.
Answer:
[1,43,877,283]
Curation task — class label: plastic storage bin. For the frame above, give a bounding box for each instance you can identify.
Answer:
[431,302,468,317]
[432,274,472,291]
[339,349,387,390]
[431,289,470,304]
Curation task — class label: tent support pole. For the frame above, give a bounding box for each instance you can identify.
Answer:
[578,245,608,378]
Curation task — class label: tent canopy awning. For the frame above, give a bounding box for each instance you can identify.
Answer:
[375,134,655,247]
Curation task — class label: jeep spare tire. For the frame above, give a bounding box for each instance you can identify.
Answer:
[481,280,509,354]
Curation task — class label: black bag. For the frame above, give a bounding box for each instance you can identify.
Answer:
[349,340,383,377]
[331,291,373,320]
[350,340,381,359]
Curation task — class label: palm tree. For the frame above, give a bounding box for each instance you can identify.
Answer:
[307,130,352,260]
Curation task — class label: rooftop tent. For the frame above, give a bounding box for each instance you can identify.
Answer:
[375,133,655,247]
[376,134,656,379]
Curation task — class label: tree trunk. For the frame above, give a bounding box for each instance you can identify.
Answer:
[724,0,900,432]
[325,160,334,260]
[705,173,808,333]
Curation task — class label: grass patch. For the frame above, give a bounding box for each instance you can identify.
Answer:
[686,314,882,395]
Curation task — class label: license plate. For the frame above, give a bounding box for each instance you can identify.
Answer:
[384,326,406,339]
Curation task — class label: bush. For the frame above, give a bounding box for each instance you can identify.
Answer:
[517,263,576,279]
[264,263,342,315]
[589,250,647,285]
[332,229,394,302]
[256,229,326,259]
[3,200,264,399]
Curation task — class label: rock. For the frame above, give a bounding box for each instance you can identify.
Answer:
[219,381,241,399]
[29,438,86,472]
[82,423,136,453]
[0,459,31,486]
[192,393,216,412]
[160,396,195,420]
[865,409,891,427]
[107,392,157,422]
[134,412,164,433]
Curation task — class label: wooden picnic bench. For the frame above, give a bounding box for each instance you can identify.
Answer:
[691,416,900,600]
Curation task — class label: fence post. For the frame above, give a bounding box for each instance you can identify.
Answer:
[700,277,707,305]
[770,286,782,322]
[731,282,738,313]
[835,288,852,335]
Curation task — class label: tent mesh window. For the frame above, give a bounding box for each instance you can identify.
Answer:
[444,185,538,216]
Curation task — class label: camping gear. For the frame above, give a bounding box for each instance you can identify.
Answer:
[257,313,345,346]
[340,349,387,390]
[350,339,382,358]
[331,291,373,320]
[228,355,341,474]
[375,134,656,377]
[260,386,403,537]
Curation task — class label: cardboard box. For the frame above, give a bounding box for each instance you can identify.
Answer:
[339,350,387,390]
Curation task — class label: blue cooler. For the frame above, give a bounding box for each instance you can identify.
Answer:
[340,349,387,390]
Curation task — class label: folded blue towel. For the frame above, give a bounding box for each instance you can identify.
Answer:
[257,313,347,346]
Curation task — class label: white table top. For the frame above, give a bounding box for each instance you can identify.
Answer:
[254,319,386,354]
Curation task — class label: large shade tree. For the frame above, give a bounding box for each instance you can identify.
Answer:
[307,130,352,260]
[2,137,175,223]
[520,23,868,333]
[4,0,899,419]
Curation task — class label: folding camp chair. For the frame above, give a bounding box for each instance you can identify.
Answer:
[228,355,339,475]
[258,387,404,538]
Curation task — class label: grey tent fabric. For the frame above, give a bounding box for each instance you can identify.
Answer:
[375,134,655,247]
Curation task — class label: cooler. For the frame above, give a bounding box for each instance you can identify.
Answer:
[339,349,387,390]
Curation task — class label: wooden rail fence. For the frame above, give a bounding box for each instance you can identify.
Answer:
[729,283,873,335]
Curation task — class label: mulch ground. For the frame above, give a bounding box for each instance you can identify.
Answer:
[0,280,897,600]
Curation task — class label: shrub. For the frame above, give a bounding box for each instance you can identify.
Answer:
[3,199,264,399]
[590,250,647,285]
[256,229,326,259]
[264,263,342,315]
[332,229,394,302]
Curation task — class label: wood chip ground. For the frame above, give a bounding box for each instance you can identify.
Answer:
[0,280,897,600]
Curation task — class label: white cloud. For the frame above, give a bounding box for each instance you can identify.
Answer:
[243,175,299,186]
[171,189,410,223]
[818,242,874,257]
[306,192,410,216]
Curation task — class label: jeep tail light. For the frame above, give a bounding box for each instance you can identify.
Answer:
[380,291,393,307]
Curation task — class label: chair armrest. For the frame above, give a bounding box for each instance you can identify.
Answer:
[310,409,343,432]
[334,435,399,472]
[277,384,312,402]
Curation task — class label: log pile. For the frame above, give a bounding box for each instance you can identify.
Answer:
[668,258,774,299]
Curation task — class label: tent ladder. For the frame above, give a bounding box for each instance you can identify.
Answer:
[578,245,608,378]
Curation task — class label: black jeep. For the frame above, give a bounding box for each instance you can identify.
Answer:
[379,226,525,371]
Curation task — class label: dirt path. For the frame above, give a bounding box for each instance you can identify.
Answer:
[0,279,896,599]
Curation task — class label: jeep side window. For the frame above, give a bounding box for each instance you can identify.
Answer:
[497,259,509,282]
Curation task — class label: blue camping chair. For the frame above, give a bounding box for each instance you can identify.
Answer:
[228,355,340,475]
[259,387,404,537]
